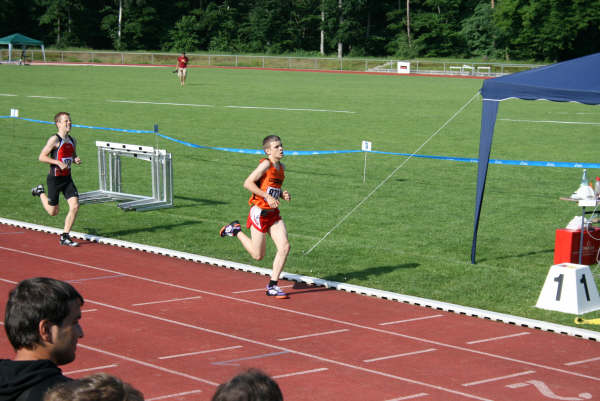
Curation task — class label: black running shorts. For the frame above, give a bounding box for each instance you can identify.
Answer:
[46,175,79,206]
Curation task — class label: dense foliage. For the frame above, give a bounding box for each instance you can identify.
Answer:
[2,0,599,61]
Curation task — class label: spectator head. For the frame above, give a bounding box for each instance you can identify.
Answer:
[211,369,283,401]
[4,277,84,365]
[44,373,143,401]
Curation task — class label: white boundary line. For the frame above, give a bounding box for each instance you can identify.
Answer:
[462,370,536,387]
[1,217,598,342]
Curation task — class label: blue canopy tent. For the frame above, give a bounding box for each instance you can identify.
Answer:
[471,53,600,264]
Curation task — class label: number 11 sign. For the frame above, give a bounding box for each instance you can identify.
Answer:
[536,263,600,315]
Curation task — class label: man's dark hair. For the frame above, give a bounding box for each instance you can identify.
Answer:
[4,277,84,350]
[211,369,283,401]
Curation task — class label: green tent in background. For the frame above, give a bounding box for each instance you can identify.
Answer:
[0,33,45,63]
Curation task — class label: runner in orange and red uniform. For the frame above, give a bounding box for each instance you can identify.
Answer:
[176,52,189,86]
[220,135,292,298]
[31,112,81,247]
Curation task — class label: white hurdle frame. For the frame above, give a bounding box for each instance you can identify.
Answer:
[79,141,173,211]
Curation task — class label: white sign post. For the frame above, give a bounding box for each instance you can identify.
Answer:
[362,141,372,183]
[536,263,600,315]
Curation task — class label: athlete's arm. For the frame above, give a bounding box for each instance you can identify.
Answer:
[244,160,279,208]
[38,136,67,169]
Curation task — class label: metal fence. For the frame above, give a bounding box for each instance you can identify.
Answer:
[0,49,539,77]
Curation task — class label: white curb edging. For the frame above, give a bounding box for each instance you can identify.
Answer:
[1,217,598,341]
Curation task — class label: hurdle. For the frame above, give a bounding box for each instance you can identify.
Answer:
[79,141,173,211]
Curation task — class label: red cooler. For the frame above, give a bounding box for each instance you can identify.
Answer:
[554,228,600,265]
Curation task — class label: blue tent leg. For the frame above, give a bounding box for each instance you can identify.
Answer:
[472,100,499,264]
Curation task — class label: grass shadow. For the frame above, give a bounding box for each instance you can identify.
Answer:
[477,248,554,263]
[322,263,419,282]
[84,220,200,237]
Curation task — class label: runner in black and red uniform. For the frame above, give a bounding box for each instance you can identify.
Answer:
[31,112,82,246]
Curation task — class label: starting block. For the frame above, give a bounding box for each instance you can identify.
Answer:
[79,141,173,211]
[536,263,600,315]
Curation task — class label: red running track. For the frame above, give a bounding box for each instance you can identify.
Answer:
[1,223,599,401]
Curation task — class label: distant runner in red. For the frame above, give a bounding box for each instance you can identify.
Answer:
[177,52,189,87]
[31,112,82,247]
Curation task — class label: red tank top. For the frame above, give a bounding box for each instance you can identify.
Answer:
[248,159,285,209]
[50,134,76,177]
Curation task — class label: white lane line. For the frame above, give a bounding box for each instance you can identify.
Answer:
[564,356,600,366]
[82,309,98,313]
[466,332,530,345]
[364,348,437,363]
[273,368,328,379]
[225,105,356,114]
[107,99,214,107]
[499,118,600,126]
[232,284,293,294]
[462,370,535,387]
[146,390,203,401]
[64,364,119,375]
[278,329,349,341]
[2,246,599,387]
[133,295,203,306]
[0,94,17,96]
[158,345,243,360]
[28,95,66,99]
[385,393,429,401]
[78,343,219,386]
[379,315,444,326]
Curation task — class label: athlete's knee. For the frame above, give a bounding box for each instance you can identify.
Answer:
[249,250,264,261]
[47,206,59,216]
[278,241,291,256]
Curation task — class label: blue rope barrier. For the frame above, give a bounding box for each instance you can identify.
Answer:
[4,115,599,168]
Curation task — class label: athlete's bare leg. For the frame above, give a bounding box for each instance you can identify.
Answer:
[268,220,290,281]
[63,196,79,233]
[39,194,59,216]
[237,225,267,261]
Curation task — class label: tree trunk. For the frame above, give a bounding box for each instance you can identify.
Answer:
[57,15,61,44]
[118,0,123,48]
[406,0,411,47]
[337,0,343,58]
[320,2,325,55]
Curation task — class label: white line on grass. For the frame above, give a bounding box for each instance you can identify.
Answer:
[225,105,356,114]
[0,94,17,96]
[499,118,600,126]
[107,99,214,107]
[304,91,481,255]
[28,95,66,99]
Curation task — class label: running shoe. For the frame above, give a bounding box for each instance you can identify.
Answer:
[31,184,44,197]
[220,220,241,237]
[60,233,79,247]
[266,285,289,299]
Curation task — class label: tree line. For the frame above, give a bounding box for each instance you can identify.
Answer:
[2,0,599,62]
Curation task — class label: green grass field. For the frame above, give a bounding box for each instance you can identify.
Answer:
[1,63,599,331]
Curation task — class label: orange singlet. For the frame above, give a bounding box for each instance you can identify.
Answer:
[248,159,285,209]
